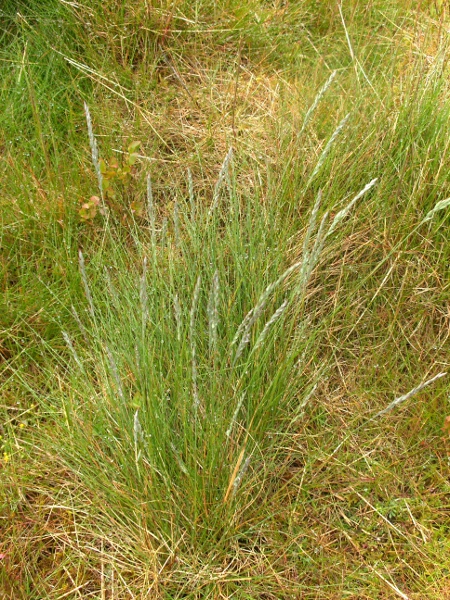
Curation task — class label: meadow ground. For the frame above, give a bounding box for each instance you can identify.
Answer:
[1,1,450,598]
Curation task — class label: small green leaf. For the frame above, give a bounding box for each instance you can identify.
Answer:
[79,196,100,221]
[130,200,144,217]
[127,141,141,154]
[127,153,139,166]
[130,392,142,409]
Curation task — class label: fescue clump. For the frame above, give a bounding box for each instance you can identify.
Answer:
[54,108,388,550]
[45,94,450,578]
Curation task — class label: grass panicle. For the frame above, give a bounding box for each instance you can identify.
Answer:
[84,102,104,202]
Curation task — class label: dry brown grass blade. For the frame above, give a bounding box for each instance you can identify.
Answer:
[223,445,246,504]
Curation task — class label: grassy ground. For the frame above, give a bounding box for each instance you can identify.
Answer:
[1,1,450,598]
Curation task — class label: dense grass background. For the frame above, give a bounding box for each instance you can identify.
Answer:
[1,1,450,598]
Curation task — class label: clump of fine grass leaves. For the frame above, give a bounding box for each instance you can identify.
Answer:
[42,149,381,589]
